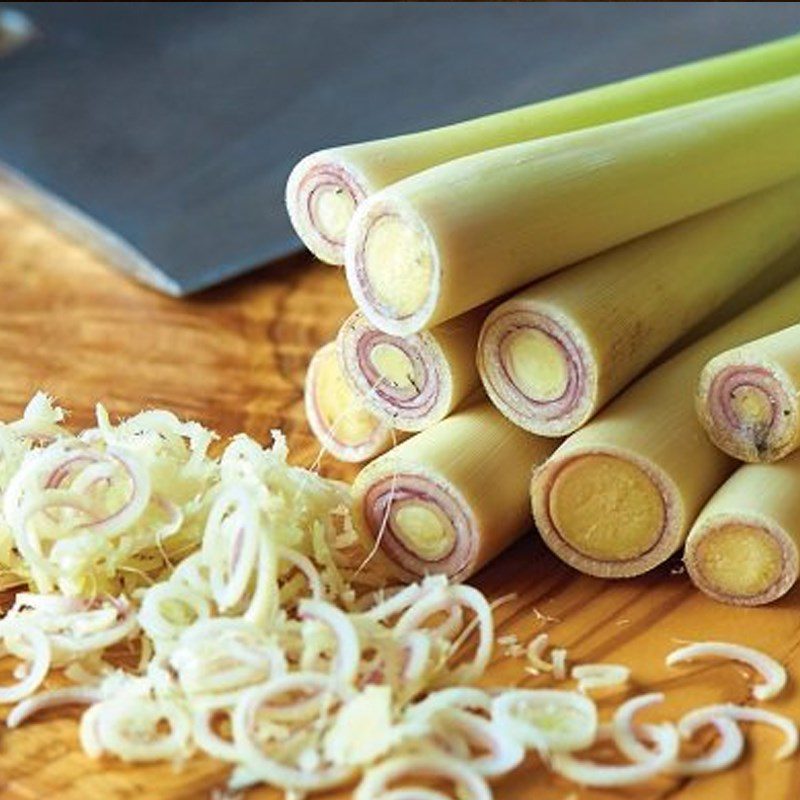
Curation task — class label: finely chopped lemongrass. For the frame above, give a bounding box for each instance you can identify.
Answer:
[666,642,786,700]
[2,396,799,795]
[231,673,358,791]
[90,695,194,762]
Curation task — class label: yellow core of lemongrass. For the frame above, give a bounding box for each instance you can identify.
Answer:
[313,186,357,243]
[694,523,783,597]
[729,385,773,428]
[363,215,433,317]
[391,501,456,561]
[502,328,569,402]
[316,349,381,445]
[369,343,417,390]
[548,454,665,561]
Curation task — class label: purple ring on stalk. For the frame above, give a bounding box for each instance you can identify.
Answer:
[478,307,591,435]
[362,473,476,581]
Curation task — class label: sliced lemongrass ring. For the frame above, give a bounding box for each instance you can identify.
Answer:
[491,689,598,753]
[680,703,797,760]
[612,693,666,762]
[550,721,679,787]
[298,599,360,685]
[429,708,524,776]
[0,621,50,703]
[406,687,493,723]
[232,673,356,791]
[7,686,101,728]
[354,753,492,800]
[673,708,745,775]
[666,641,786,701]
[95,696,193,762]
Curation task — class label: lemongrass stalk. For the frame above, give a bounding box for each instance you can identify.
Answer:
[287,34,800,264]
[684,452,800,606]
[352,400,558,581]
[346,75,800,336]
[478,178,800,437]
[337,306,486,432]
[530,272,800,579]
[304,342,395,463]
[696,323,800,463]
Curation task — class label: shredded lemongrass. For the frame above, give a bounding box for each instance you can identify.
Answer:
[0,396,797,795]
[666,642,787,700]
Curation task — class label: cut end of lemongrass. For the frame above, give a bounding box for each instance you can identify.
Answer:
[337,312,453,432]
[478,305,595,436]
[531,449,680,578]
[286,150,369,265]
[352,460,477,581]
[685,515,798,606]
[304,342,394,463]
[345,195,439,336]
[697,355,799,463]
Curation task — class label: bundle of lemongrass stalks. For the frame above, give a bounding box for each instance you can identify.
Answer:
[0,395,798,798]
[291,33,800,603]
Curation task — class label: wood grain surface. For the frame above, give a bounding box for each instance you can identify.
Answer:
[0,196,798,800]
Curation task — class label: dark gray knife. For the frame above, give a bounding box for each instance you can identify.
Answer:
[1,2,798,294]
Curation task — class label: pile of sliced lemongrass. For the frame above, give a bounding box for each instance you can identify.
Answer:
[0,395,796,798]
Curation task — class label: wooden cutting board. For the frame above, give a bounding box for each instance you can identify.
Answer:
[0,196,798,800]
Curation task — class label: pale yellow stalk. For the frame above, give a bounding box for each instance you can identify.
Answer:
[478,178,800,436]
[346,76,800,335]
[304,342,394,463]
[336,306,486,432]
[287,34,800,264]
[352,400,557,581]
[697,323,800,463]
[530,272,800,579]
[685,452,800,606]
